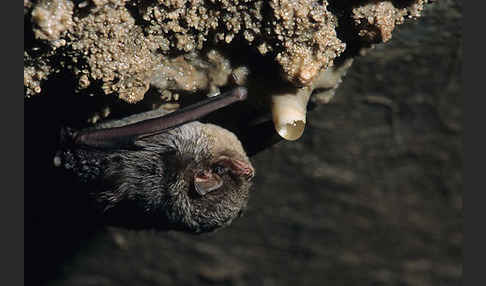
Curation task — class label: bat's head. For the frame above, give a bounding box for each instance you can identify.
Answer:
[96,121,255,233]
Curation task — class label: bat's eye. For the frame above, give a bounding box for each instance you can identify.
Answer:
[212,164,228,175]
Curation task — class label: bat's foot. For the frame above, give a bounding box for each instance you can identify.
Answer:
[53,151,62,167]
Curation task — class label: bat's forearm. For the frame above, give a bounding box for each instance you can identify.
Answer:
[74,87,248,149]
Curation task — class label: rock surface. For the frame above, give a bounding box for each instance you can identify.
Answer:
[24,0,461,285]
[25,0,431,102]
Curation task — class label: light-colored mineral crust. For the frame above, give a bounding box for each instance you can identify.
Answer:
[141,0,346,86]
[67,1,158,103]
[24,52,52,97]
[352,0,431,43]
[31,0,73,42]
[24,0,433,104]
[311,58,354,104]
[269,0,345,86]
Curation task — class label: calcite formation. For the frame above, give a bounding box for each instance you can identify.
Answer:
[24,0,433,139]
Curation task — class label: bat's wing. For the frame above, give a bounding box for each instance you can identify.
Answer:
[95,108,173,129]
[72,87,248,150]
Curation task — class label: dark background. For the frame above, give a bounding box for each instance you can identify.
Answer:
[25,0,462,285]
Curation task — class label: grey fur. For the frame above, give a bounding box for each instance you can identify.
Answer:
[57,121,254,233]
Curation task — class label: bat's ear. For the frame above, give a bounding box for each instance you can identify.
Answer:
[215,156,254,180]
[194,171,223,196]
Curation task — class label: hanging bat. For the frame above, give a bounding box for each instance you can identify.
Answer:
[54,87,255,233]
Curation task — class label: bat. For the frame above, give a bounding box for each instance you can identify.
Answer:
[54,87,255,233]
